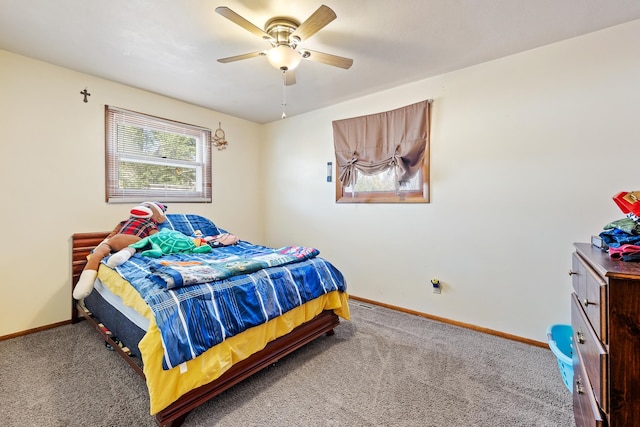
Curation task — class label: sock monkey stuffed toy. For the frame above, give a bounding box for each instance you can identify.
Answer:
[72,201,167,300]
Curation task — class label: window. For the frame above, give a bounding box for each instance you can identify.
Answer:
[105,106,212,203]
[340,167,427,203]
[333,100,431,203]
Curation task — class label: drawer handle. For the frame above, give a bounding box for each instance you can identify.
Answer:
[583,299,595,307]
[568,270,578,276]
[576,379,584,395]
[576,331,585,344]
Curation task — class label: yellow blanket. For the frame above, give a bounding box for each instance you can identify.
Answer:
[97,265,350,414]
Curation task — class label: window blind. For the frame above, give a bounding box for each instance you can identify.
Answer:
[105,106,212,203]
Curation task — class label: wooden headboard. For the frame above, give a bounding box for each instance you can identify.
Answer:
[71,232,109,321]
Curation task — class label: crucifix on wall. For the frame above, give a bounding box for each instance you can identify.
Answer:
[80,87,91,103]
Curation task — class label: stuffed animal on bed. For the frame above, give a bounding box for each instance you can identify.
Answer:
[106,228,213,266]
[193,230,239,248]
[72,202,167,300]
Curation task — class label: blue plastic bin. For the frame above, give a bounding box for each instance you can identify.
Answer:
[547,324,573,393]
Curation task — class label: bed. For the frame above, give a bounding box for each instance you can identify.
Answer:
[70,214,350,427]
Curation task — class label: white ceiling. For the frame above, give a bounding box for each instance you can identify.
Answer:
[2,0,640,123]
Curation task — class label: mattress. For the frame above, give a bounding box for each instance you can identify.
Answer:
[94,278,149,331]
[84,279,148,358]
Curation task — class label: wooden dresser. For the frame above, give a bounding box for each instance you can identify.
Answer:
[570,243,640,426]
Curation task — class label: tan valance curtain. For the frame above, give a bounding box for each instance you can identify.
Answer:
[332,99,431,188]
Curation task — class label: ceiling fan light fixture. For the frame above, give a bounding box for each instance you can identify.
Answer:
[267,45,301,71]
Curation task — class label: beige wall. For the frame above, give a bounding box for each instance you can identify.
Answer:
[261,19,640,342]
[3,19,640,343]
[0,51,263,336]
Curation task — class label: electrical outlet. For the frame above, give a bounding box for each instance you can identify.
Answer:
[431,278,441,294]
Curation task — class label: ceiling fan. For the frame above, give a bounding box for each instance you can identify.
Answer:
[215,5,353,86]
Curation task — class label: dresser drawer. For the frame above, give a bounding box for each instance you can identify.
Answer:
[573,345,606,427]
[571,253,608,343]
[572,293,608,413]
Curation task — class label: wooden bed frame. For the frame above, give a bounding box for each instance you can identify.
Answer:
[71,232,341,427]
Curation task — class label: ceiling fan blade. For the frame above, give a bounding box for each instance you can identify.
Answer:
[217,51,266,63]
[290,5,336,41]
[301,49,353,69]
[284,70,296,86]
[215,6,273,41]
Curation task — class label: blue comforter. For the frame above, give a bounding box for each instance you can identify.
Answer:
[105,241,347,369]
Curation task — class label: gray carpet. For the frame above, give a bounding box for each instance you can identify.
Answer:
[0,302,574,426]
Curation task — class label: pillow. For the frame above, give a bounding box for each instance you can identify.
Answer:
[159,214,224,237]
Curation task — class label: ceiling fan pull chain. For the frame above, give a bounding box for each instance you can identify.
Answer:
[281,70,287,119]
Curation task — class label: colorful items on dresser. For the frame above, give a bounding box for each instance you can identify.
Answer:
[599,192,640,262]
[608,244,640,262]
[613,191,640,221]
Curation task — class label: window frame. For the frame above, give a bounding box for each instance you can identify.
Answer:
[335,160,430,203]
[105,105,212,204]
